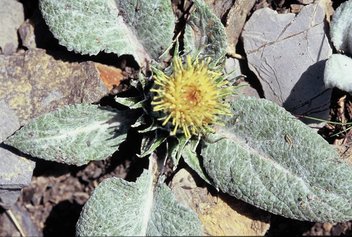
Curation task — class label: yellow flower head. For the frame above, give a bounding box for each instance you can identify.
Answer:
[151,55,232,138]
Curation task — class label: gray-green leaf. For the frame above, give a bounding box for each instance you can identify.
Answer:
[182,138,212,185]
[324,54,352,92]
[139,130,167,158]
[39,0,175,65]
[76,169,203,236]
[169,135,190,169]
[202,96,352,222]
[330,0,352,54]
[5,104,133,166]
[184,0,227,63]
[115,96,144,109]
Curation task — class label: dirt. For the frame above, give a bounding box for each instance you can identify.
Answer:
[0,160,126,236]
[1,0,352,236]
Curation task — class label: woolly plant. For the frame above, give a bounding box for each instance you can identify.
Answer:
[5,0,352,236]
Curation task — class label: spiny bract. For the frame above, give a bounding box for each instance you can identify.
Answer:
[151,55,232,138]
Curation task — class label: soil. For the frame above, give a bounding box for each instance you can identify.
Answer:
[1,0,352,236]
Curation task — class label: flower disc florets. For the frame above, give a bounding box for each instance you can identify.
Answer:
[151,55,232,138]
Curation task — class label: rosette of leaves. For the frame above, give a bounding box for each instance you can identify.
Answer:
[7,59,352,234]
[4,0,352,235]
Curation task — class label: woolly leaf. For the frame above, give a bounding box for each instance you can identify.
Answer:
[330,0,352,54]
[184,0,227,62]
[115,96,144,109]
[139,131,167,157]
[169,136,190,169]
[5,104,134,166]
[76,169,203,236]
[39,0,175,65]
[182,139,212,185]
[324,54,352,92]
[202,96,352,222]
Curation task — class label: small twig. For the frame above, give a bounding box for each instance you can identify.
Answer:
[5,209,26,237]
[160,141,169,178]
[158,32,181,61]
[227,50,245,60]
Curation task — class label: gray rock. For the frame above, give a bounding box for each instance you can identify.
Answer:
[297,0,314,4]
[0,190,22,210]
[242,3,332,123]
[0,49,110,125]
[0,203,42,236]
[225,57,242,81]
[18,20,37,49]
[224,0,256,56]
[225,57,260,99]
[0,49,114,208]
[0,147,35,209]
[324,54,352,92]
[0,100,20,143]
[0,0,24,54]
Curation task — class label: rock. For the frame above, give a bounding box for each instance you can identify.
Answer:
[0,49,125,209]
[0,0,24,54]
[0,203,42,237]
[170,169,270,236]
[18,20,37,49]
[336,144,352,166]
[224,0,256,56]
[297,0,314,4]
[204,0,257,56]
[225,57,260,99]
[204,0,233,19]
[290,4,304,13]
[0,147,35,209]
[242,3,332,124]
[330,0,352,54]
[319,0,334,23]
[0,49,112,125]
[324,54,352,93]
[0,100,20,142]
[233,80,260,99]
[95,63,124,91]
[224,57,242,81]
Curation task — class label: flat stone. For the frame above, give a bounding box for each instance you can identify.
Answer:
[0,147,35,209]
[18,20,37,49]
[204,0,233,19]
[242,3,332,123]
[95,63,124,91]
[0,100,20,143]
[0,202,42,236]
[224,57,242,81]
[0,49,125,209]
[225,57,260,99]
[0,190,22,210]
[170,169,270,236]
[0,49,111,125]
[224,0,256,56]
[297,0,314,4]
[205,0,256,55]
[0,0,24,54]
[290,4,304,13]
